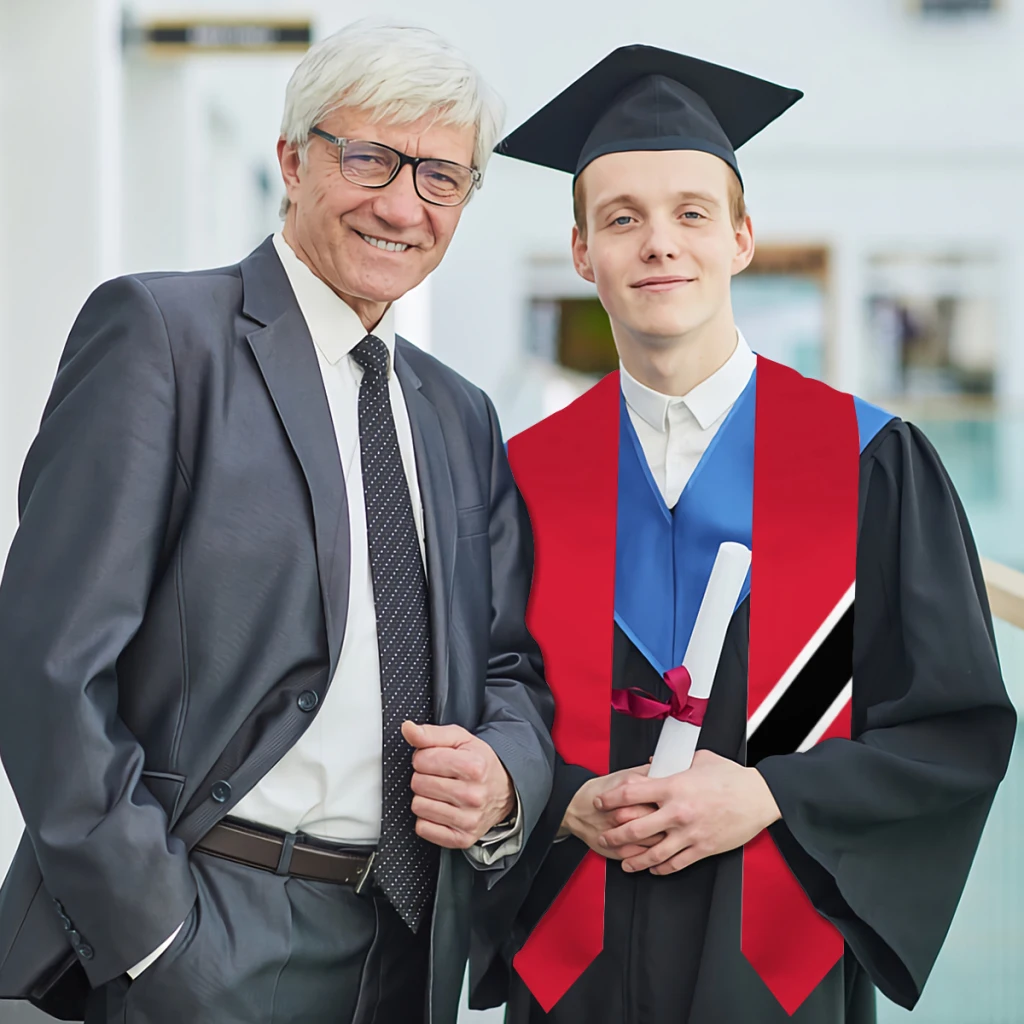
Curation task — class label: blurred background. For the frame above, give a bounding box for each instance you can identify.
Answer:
[1,0,1022,1020]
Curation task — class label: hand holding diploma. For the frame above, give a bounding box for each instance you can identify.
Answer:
[595,751,781,874]
[560,765,664,860]
[596,541,780,874]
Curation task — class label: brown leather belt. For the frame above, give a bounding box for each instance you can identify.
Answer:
[195,820,376,891]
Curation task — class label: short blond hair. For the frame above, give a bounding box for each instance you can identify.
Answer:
[573,165,747,240]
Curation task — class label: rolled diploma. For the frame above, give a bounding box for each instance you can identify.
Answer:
[648,541,752,778]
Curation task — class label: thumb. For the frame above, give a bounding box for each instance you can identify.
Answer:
[402,721,471,750]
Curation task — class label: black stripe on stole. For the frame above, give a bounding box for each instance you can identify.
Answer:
[746,603,854,766]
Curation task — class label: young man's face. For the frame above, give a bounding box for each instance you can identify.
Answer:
[572,149,754,347]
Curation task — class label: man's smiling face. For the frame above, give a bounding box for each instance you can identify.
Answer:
[279,106,476,326]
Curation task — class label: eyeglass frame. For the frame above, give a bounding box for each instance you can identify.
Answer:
[307,127,482,207]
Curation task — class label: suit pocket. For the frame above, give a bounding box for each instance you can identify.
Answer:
[141,771,186,824]
[125,898,198,1000]
[456,504,489,539]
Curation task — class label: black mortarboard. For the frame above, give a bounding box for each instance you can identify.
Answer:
[496,45,803,189]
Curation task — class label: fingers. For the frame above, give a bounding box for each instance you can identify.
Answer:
[413,817,476,850]
[411,771,483,809]
[649,846,704,876]
[601,843,651,861]
[411,745,489,783]
[402,721,473,750]
[608,803,658,827]
[621,835,691,874]
[411,794,480,833]
[595,776,666,811]
[599,807,672,849]
[609,834,666,859]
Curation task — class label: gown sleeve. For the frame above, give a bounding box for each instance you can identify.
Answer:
[755,420,1017,1009]
[469,755,595,1009]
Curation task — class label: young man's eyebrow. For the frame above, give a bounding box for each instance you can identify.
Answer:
[676,191,721,207]
[593,194,640,216]
[593,190,722,216]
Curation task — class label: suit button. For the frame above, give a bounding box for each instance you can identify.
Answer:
[297,690,318,712]
[211,781,232,803]
[68,930,81,946]
[60,916,72,932]
[78,944,94,960]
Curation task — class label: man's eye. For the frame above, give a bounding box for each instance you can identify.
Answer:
[613,215,633,226]
[682,211,705,220]
[425,171,457,188]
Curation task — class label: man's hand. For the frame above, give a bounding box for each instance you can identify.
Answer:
[561,765,663,861]
[403,721,516,850]
[596,750,781,875]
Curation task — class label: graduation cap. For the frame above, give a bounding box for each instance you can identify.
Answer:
[496,45,803,189]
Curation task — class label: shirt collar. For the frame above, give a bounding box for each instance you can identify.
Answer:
[272,231,395,372]
[620,330,757,433]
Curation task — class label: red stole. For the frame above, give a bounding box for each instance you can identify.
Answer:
[508,357,858,1015]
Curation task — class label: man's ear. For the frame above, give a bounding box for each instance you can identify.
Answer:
[572,225,596,284]
[278,137,302,204]
[731,214,755,277]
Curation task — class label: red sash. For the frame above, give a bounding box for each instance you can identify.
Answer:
[508,358,858,1015]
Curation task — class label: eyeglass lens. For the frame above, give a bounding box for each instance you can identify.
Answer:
[340,140,473,205]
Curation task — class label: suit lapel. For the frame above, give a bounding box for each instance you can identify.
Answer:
[240,238,350,675]
[395,344,456,724]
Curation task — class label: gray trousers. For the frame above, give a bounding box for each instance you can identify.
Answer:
[83,849,430,1024]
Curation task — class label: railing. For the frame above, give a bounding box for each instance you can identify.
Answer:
[982,558,1024,630]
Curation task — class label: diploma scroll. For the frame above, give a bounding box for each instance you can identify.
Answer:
[648,541,752,778]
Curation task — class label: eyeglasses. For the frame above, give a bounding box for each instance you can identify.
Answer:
[309,128,481,207]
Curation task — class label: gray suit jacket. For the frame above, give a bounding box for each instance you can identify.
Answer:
[0,237,554,1022]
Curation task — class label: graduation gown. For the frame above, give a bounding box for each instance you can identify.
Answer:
[470,366,1016,1024]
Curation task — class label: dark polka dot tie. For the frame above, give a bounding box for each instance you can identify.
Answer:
[352,334,437,932]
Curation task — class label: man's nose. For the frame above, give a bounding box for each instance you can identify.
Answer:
[370,164,427,231]
[640,219,681,262]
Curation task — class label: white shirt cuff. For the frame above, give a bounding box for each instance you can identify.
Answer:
[465,789,524,866]
[126,921,184,979]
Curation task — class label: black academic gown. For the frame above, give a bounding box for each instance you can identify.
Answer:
[471,419,1016,1024]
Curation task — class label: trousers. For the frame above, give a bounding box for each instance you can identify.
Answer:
[83,846,431,1024]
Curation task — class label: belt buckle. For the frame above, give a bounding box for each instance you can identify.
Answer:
[354,850,376,895]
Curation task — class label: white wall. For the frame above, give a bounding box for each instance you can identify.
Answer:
[120,53,293,273]
[0,0,123,873]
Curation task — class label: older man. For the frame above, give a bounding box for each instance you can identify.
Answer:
[0,21,553,1024]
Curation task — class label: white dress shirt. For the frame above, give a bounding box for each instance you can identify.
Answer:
[129,233,519,979]
[620,331,757,507]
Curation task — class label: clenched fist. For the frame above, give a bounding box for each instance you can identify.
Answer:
[402,721,516,850]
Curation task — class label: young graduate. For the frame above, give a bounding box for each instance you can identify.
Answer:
[470,45,1016,1024]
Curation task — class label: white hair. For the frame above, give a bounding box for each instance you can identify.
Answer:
[279,20,505,216]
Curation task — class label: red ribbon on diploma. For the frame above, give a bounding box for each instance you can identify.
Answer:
[611,665,708,726]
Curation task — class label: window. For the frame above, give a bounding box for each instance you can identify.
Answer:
[732,246,831,383]
[864,251,999,404]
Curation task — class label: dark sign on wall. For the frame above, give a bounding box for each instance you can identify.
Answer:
[125,18,313,54]
[911,0,999,13]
